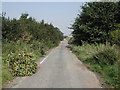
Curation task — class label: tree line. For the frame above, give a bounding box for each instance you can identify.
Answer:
[2,13,63,46]
[71,2,120,45]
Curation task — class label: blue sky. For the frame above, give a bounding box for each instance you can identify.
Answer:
[2,2,85,36]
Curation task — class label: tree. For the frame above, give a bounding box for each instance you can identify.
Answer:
[2,13,63,45]
[20,13,29,19]
[71,2,120,45]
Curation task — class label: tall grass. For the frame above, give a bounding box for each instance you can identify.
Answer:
[2,39,57,84]
[72,43,119,88]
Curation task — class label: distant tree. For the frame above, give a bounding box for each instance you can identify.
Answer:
[20,13,29,19]
[41,20,44,24]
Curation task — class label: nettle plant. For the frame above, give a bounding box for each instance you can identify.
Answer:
[7,50,37,76]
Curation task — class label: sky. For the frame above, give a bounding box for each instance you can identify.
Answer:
[2,2,85,36]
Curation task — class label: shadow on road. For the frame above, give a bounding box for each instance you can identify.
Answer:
[66,45,72,50]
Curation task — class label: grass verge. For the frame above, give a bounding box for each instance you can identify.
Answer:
[71,43,119,88]
[2,40,58,86]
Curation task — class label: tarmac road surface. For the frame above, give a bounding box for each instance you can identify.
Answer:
[12,39,101,88]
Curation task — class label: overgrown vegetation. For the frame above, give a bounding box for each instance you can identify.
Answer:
[2,13,63,84]
[70,2,120,88]
[71,44,119,88]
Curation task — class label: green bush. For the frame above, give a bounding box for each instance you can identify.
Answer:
[6,51,37,76]
[2,40,41,84]
[109,29,120,45]
[93,49,118,65]
[68,37,74,44]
